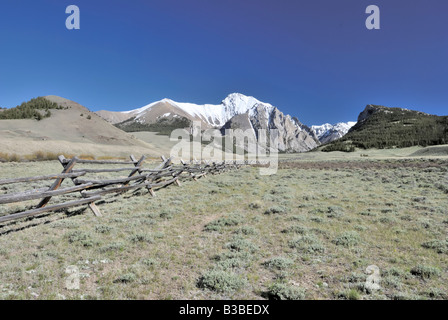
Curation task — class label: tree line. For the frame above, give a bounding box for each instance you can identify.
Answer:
[0,97,63,121]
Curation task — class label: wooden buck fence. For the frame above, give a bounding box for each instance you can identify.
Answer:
[0,155,242,224]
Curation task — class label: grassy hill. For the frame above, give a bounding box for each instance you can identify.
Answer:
[322,105,448,152]
[0,96,167,160]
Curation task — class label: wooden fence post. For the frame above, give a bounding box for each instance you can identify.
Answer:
[36,156,78,208]
[58,155,102,217]
[129,154,155,196]
[127,155,146,182]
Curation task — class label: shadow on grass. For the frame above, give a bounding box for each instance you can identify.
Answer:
[0,182,173,236]
[0,206,88,236]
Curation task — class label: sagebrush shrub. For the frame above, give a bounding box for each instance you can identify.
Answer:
[225,237,258,253]
[67,231,93,247]
[421,239,448,254]
[262,257,293,270]
[410,265,441,279]
[234,226,257,235]
[264,206,288,215]
[95,225,112,234]
[129,233,153,243]
[281,225,308,234]
[327,206,344,218]
[204,214,243,232]
[114,273,136,284]
[266,283,306,300]
[333,231,361,247]
[197,269,247,293]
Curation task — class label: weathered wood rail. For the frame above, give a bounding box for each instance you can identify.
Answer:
[0,155,242,224]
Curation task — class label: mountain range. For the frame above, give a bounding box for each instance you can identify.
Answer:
[97,93,355,152]
[2,94,445,159]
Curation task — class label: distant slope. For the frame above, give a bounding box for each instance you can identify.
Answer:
[0,96,165,157]
[321,104,448,152]
[114,100,194,134]
[95,110,133,124]
[409,145,448,157]
[41,96,152,146]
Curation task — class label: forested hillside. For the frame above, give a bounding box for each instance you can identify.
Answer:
[322,105,448,152]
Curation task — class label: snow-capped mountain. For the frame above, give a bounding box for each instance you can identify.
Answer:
[311,121,357,144]
[97,93,321,152]
[99,93,275,128]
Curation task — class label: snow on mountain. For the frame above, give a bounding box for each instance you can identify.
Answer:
[169,99,228,126]
[311,121,356,144]
[107,93,322,152]
[224,93,275,122]
[97,93,355,151]
[124,93,276,128]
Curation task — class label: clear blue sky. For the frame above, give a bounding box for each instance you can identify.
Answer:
[0,0,447,125]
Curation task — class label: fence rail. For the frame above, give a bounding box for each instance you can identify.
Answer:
[0,155,242,224]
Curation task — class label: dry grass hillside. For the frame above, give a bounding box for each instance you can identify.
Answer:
[0,96,170,159]
[95,110,133,125]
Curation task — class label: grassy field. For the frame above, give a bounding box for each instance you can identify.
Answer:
[0,155,447,300]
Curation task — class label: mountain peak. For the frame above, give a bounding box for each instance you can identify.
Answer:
[311,121,357,144]
[221,93,276,121]
[160,98,176,104]
[223,93,272,108]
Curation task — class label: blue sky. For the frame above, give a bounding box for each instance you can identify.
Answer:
[0,0,447,125]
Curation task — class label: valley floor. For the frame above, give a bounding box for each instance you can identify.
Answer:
[0,156,447,300]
